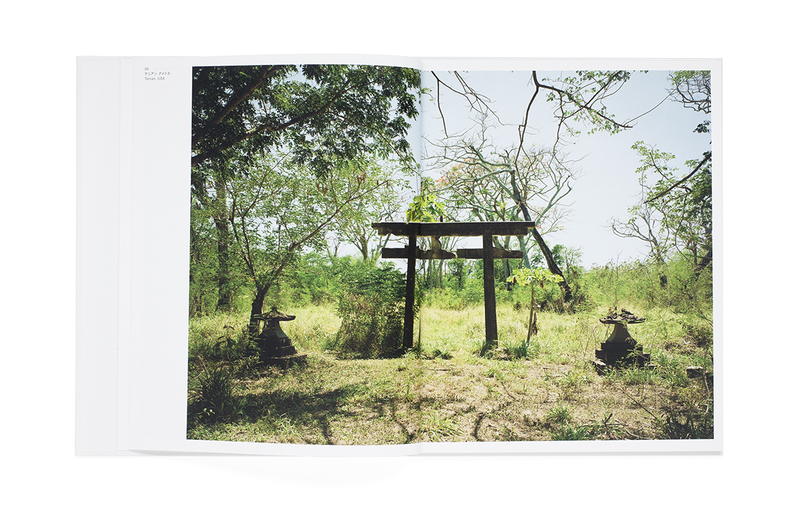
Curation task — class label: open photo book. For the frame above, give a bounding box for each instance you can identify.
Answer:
[76,55,720,455]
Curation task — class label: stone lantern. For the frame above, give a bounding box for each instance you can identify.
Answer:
[254,307,307,368]
[594,308,650,371]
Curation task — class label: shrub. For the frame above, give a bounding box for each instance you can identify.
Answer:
[474,339,535,361]
[188,317,256,363]
[190,364,247,424]
[329,262,409,359]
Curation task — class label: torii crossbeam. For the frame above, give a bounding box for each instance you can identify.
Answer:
[372,221,537,348]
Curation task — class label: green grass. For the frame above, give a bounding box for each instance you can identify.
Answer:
[187,301,713,444]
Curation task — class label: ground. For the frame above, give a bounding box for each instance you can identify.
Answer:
[187,305,714,444]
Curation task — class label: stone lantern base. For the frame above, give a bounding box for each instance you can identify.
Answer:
[595,341,650,368]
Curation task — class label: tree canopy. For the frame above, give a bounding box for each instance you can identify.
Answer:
[191,64,421,174]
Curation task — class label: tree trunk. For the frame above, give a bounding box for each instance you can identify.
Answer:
[248,284,270,337]
[212,178,234,312]
[492,237,513,291]
[356,233,369,261]
[188,223,204,317]
[695,247,712,277]
[529,227,572,303]
[508,169,572,302]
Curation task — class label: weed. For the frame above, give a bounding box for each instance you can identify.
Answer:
[421,412,461,441]
[654,381,714,439]
[652,351,689,387]
[508,339,539,359]
[432,348,454,360]
[681,317,713,349]
[413,342,455,360]
[190,364,247,424]
[550,424,588,441]
[546,405,572,426]
[485,364,507,382]
[475,339,532,361]
[475,339,496,358]
[618,364,657,386]
[585,413,620,439]
[655,409,713,439]
[558,370,589,400]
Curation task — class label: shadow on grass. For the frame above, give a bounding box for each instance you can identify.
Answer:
[233,383,420,445]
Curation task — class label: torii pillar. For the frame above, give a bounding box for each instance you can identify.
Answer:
[372,221,537,348]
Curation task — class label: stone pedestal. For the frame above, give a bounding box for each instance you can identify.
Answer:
[595,341,649,367]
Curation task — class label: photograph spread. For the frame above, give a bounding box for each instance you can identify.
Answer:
[185,61,716,447]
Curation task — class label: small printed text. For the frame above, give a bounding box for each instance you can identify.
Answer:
[144,67,170,81]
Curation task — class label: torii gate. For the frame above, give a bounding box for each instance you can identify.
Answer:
[372,221,537,348]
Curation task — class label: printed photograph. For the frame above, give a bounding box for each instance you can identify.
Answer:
[187,64,714,444]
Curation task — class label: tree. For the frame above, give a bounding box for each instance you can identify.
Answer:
[611,145,711,279]
[669,70,711,115]
[429,115,578,300]
[224,153,399,335]
[191,64,421,312]
[613,70,713,278]
[430,70,636,155]
[331,161,410,264]
[508,267,564,340]
[192,65,421,172]
[611,144,678,268]
[640,143,712,274]
[426,70,643,303]
[191,159,246,313]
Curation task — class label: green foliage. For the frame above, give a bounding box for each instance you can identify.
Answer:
[192,64,421,173]
[329,262,409,359]
[474,339,534,361]
[508,339,538,359]
[186,301,714,443]
[608,363,657,386]
[624,85,712,278]
[191,365,247,424]
[270,253,346,308]
[188,317,256,363]
[549,424,588,441]
[540,70,634,137]
[405,192,446,222]
[508,267,564,288]
[583,258,712,315]
[669,70,711,114]
[190,63,421,320]
[680,316,713,350]
[216,153,405,323]
[655,404,714,439]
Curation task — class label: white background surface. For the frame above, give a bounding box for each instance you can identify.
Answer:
[2,1,795,524]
